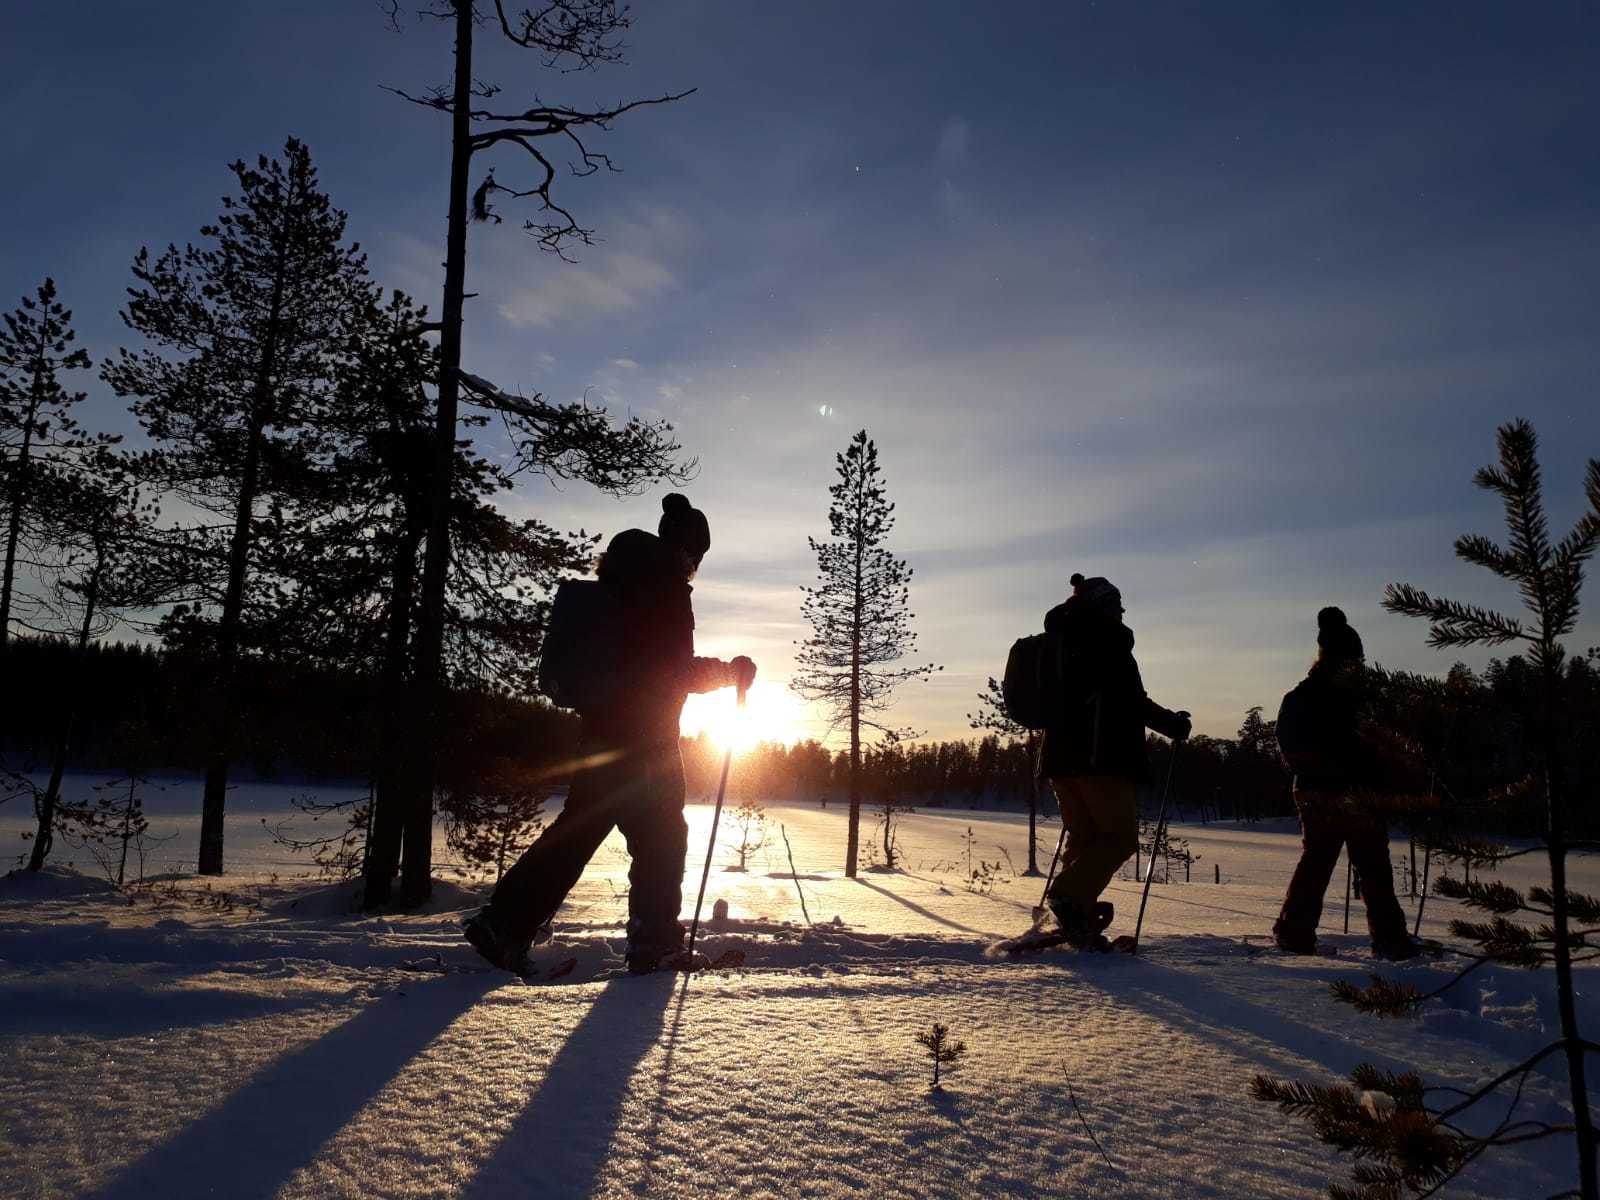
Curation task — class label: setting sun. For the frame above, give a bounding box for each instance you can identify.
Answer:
[680,682,807,753]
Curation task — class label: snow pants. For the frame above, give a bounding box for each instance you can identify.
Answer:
[1275,787,1408,948]
[487,739,688,950]
[1045,775,1139,911]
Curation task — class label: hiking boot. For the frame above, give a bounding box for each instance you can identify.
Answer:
[1272,920,1317,956]
[1048,897,1115,950]
[462,908,530,974]
[1372,936,1423,962]
[625,941,701,975]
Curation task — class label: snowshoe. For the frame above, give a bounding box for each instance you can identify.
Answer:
[1372,936,1445,962]
[462,908,532,975]
[989,901,1114,957]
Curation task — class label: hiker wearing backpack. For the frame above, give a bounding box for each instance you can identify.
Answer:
[1036,573,1191,949]
[1271,607,1418,960]
[463,494,758,975]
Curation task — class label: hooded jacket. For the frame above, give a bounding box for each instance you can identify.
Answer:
[1036,602,1187,781]
[584,528,732,744]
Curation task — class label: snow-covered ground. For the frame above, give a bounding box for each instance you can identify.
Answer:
[1,774,1595,1198]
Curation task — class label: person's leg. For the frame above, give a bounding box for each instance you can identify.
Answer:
[1274,790,1345,950]
[486,753,621,948]
[1061,776,1140,907]
[1346,820,1411,952]
[616,746,690,955]
[1046,777,1098,907]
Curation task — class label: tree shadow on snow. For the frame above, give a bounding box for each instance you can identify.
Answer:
[0,976,339,1037]
[457,971,675,1199]
[84,974,499,1200]
[1068,952,1415,1084]
[852,877,985,935]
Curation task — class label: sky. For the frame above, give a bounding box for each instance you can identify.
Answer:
[4,2,1599,746]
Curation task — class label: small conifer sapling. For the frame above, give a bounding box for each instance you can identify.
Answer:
[915,1022,968,1089]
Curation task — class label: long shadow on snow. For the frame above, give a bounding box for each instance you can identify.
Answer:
[852,877,986,935]
[0,976,342,1036]
[457,971,675,1199]
[1063,946,1417,1083]
[84,973,498,1200]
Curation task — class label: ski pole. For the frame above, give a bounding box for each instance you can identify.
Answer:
[1128,742,1182,954]
[1343,857,1353,934]
[1032,821,1069,926]
[687,685,746,965]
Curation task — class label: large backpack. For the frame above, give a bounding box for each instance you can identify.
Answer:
[538,579,625,714]
[1275,679,1325,776]
[1001,632,1075,730]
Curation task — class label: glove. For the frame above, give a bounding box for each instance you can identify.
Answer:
[1169,710,1192,743]
[730,655,758,694]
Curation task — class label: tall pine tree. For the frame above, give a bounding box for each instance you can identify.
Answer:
[792,430,939,877]
[103,138,372,875]
[380,0,691,904]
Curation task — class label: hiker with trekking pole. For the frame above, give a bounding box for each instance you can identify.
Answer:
[463,494,758,976]
[1271,606,1420,961]
[996,573,1190,954]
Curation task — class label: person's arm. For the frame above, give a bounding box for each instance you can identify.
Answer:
[1143,698,1192,742]
[683,655,757,694]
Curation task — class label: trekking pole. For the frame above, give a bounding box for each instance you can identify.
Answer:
[1343,857,1353,934]
[1031,821,1069,926]
[687,684,747,965]
[1128,742,1182,954]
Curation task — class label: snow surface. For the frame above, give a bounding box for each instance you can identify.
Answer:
[2,775,1596,1198]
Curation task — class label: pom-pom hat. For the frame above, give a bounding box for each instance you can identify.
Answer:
[659,493,710,567]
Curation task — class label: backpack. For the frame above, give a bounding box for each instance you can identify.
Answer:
[1275,679,1326,776]
[537,579,625,714]
[1001,632,1076,730]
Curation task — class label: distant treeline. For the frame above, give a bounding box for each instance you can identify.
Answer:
[685,651,1600,835]
[0,635,581,786]
[7,637,1595,836]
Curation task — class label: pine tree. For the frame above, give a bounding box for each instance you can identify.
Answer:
[1253,419,1600,1200]
[914,1022,968,1089]
[379,0,691,906]
[103,138,373,876]
[0,278,116,648]
[791,431,940,877]
[969,676,1044,874]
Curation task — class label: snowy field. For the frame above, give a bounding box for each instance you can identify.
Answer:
[2,774,1597,1199]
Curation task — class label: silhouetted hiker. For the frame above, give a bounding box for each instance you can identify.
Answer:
[463,494,757,975]
[1038,573,1190,949]
[1272,607,1419,960]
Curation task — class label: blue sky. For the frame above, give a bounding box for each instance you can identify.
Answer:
[4,2,1599,743]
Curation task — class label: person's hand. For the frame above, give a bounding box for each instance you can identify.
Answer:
[730,655,757,694]
[1171,710,1192,743]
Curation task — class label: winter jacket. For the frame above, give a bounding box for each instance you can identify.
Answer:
[1275,663,1379,791]
[583,528,733,745]
[1036,603,1187,782]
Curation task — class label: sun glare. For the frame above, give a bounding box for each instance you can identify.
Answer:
[680,682,805,754]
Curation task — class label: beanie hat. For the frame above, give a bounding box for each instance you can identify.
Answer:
[1069,572,1123,613]
[658,493,710,567]
[1316,606,1365,662]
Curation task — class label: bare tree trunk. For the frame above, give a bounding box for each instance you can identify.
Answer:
[363,522,423,908]
[198,405,269,876]
[401,0,475,907]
